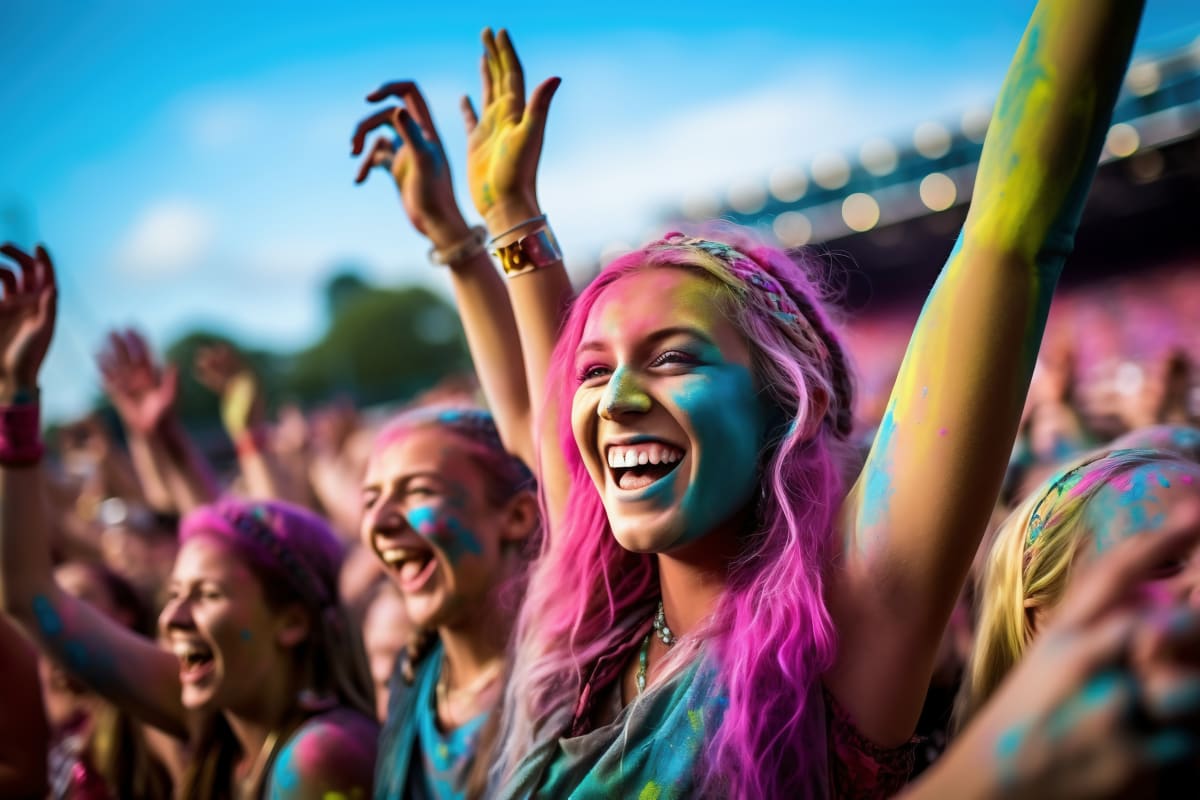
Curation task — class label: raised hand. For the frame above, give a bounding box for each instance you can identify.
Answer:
[0,244,57,396]
[351,81,472,250]
[194,343,263,440]
[97,330,178,436]
[464,28,561,231]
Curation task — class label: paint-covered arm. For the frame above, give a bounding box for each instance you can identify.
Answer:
[352,77,537,472]
[0,246,188,738]
[266,711,378,800]
[467,28,574,527]
[827,0,1145,746]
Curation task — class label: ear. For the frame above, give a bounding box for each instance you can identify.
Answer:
[1022,598,1049,635]
[275,603,312,649]
[497,489,540,544]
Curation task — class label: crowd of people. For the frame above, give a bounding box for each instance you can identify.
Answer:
[3,1,1199,798]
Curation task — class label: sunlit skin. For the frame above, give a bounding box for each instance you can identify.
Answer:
[360,427,516,630]
[159,535,302,714]
[572,267,767,555]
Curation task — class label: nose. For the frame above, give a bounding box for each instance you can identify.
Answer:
[598,366,651,420]
[159,595,194,633]
[366,490,410,542]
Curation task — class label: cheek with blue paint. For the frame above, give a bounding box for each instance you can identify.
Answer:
[670,361,766,547]
[405,504,483,565]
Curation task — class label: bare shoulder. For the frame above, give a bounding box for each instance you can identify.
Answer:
[267,708,379,800]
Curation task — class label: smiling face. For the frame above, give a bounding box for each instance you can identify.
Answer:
[571,267,768,553]
[158,535,296,712]
[361,426,518,630]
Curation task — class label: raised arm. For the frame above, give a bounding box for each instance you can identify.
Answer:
[829,0,1146,745]
[99,330,218,513]
[466,28,573,525]
[351,77,536,470]
[0,244,187,738]
[194,343,302,503]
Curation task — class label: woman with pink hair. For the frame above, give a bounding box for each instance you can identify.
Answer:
[353,2,1148,795]
[0,245,378,800]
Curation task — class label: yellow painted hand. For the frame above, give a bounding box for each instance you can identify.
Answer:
[464,28,561,231]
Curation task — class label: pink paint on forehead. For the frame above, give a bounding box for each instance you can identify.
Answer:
[584,268,726,343]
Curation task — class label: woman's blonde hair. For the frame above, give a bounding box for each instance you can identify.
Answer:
[956,447,1186,725]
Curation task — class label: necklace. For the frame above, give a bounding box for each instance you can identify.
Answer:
[238,728,280,800]
[652,600,676,647]
[636,601,676,695]
[436,658,503,710]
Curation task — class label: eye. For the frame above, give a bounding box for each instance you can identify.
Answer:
[406,482,439,499]
[362,490,380,510]
[650,349,698,368]
[1145,559,1187,581]
[577,363,612,383]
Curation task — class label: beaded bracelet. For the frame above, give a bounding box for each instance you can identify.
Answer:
[428,226,488,268]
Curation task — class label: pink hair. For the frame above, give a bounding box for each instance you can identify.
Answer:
[496,229,855,798]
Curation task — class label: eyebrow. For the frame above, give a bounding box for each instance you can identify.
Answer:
[577,325,716,354]
[362,470,445,491]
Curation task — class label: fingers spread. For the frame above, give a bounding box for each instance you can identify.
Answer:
[461,95,479,134]
[355,136,395,185]
[496,29,526,106]
[351,107,402,155]
[366,81,438,141]
[0,267,17,300]
[479,54,494,110]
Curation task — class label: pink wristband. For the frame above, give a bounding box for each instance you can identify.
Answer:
[0,403,45,466]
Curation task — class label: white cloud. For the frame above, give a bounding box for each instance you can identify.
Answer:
[115,200,215,277]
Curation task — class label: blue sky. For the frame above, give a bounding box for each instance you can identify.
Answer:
[3,1,1198,421]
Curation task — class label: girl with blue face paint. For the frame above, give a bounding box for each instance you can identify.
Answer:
[357,4,1148,795]
[350,51,543,796]
[358,409,539,800]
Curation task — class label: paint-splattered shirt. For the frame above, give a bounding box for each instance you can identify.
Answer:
[497,624,912,799]
[375,639,488,800]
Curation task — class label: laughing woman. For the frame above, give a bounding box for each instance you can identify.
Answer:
[0,248,378,800]
[390,3,1146,797]
[361,407,538,799]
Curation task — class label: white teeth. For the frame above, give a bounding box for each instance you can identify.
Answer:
[606,444,685,469]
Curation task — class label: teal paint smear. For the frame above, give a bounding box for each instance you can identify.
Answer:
[268,735,301,799]
[669,361,765,548]
[32,594,63,637]
[860,403,898,543]
[406,505,483,564]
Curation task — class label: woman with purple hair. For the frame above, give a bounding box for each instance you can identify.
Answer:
[353,1,1147,796]
[0,245,378,799]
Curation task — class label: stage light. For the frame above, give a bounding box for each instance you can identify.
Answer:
[768,166,808,203]
[919,173,957,211]
[728,180,767,215]
[1105,123,1140,158]
[842,193,880,232]
[961,107,991,143]
[1126,60,1161,97]
[773,211,813,247]
[859,138,898,177]
[914,121,951,159]
[811,153,851,190]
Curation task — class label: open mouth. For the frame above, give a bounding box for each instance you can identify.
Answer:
[378,543,439,592]
[607,442,685,491]
[172,640,215,683]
